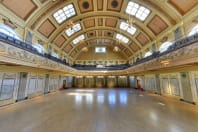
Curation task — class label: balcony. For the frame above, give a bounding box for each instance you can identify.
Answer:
[0,32,198,72]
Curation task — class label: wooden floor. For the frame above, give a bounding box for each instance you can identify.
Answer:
[0,89,198,132]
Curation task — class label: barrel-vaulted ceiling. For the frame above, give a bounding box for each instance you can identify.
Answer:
[1,0,198,59]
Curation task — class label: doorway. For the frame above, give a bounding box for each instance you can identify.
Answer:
[17,72,28,101]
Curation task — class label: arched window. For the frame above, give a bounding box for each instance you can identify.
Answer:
[159,41,173,53]
[0,24,21,40]
[144,51,152,58]
[188,24,198,36]
[51,52,59,58]
[32,44,45,54]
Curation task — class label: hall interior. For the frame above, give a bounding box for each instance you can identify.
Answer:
[0,0,198,131]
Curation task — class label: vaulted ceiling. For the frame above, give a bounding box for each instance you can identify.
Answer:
[1,0,198,60]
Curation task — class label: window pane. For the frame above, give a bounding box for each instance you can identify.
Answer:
[53,4,76,24]
[0,24,21,40]
[126,1,150,21]
[73,34,85,44]
[65,23,81,37]
[144,51,152,58]
[116,33,129,44]
[188,24,198,36]
[95,47,106,53]
[120,22,137,35]
[32,44,45,54]
[0,79,15,101]
[159,42,173,53]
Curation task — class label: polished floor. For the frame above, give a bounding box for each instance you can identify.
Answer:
[0,89,198,132]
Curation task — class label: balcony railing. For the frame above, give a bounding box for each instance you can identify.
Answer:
[131,33,198,66]
[0,32,69,66]
[72,64,130,70]
[0,32,198,71]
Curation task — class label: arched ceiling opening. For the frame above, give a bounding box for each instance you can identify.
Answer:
[1,0,198,61]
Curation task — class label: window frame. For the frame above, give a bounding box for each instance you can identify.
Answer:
[126,1,151,21]
[0,24,21,40]
[95,47,106,53]
[53,4,76,24]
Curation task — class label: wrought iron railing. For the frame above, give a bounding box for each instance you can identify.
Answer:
[0,32,198,70]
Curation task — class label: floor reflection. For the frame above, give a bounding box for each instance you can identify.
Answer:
[75,93,82,105]
[86,94,93,105]
[97,94,104,104]
[108,91,116,106]
[170,124,182,132]
[1,89,198,132]
[150,111,158,122]
[69,89,129,106]
[119,91,128,106]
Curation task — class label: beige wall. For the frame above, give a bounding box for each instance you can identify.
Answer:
[76,46,126,61]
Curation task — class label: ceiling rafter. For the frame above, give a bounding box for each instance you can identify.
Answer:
[152,0,182,21]
[58,22,143,48]
[47,12,155,42]
[132,0,177,25]
[26,0,176,30]
[59,27,139,53]
[67,35,134,58]
[8,0,185,62]
[72,36,132,60]
[25,0,176,39]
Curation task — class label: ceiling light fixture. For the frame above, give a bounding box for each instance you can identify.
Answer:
[113,46,119,52]
[160,59,170,66]
[127,14,135,28]
[111,0,119,8]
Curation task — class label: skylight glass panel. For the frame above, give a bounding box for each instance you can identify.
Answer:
[144,51,152,58]
[95,47,106,53]
[159,42,173,53]
[73,34,85,44]
[116,33,129,44]
[120,22,137,35]
[65,23,81,37]
[53,4,76,24]
[126,1,150,21]
[126,2,139,15]
[188,24,198,36]
[136,6,150,21]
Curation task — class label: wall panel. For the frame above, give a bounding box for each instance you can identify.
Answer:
[0,79,15,100]
[160,73,181,97]
[27,78,37,95]
[118,76,128,88]
[195,78,198,98]
[74,77,84,88]
[107,76,116,88]
[49,76,59,91]
[180,72,193,102]
[17,72,28,101]
[27,74,45,97]
[161,78,170,94]
[67,76,73,88]
[84,77,95,88]
[0,72,18,106]
[95,76,105,88]
[129,76,135,88]
[170,78,180,96]
[145,76,156,92]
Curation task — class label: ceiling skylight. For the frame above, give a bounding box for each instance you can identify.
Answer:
[126,1,150,21]
[53,4,76,24]
[116,33,129,44]
[73,34,85,44]
[65,23,81,37]
[95,47,106,53]
[120,22,137,35]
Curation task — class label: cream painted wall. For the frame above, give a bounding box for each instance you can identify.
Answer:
[76,46,126,61]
